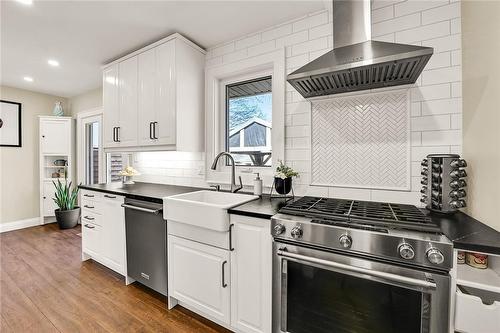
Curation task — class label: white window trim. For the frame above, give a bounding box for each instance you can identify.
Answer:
[205,49,285,185]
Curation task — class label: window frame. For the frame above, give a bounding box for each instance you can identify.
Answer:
[205,49,285,187]
[223,74,273,168]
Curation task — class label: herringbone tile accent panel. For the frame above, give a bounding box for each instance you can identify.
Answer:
[311,89,410,190]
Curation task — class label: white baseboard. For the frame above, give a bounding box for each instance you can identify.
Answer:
[0,217,41,233]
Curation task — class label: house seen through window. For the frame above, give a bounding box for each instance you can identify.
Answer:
[226,76,272,167]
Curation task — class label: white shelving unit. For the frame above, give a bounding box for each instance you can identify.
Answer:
[454,251,500,333]
[39,116,74,224]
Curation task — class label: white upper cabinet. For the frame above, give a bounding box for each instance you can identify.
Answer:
[103,64,120,148]
[40,119,70,154]
[103,33,205,151]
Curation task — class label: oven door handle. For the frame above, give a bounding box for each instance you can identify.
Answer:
[277,248,437,290]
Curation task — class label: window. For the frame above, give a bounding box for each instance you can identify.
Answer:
[226,76,272,167]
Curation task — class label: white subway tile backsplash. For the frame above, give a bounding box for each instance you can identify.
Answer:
[292,113,310,126]
[451,18,461,34]
[291,37,329,56]
[421,98,461,115]
[451,82,462,97]
[372,0,405,10]
[411,115,451,131]
[421,129,461,146]
[286,53,309,70]
[247,40,276,56]
[309,23,333,39]
[395,21,450,44]
[372,13,420,37]
[292,11,328,32]
[394,0,448,18]
[329,187,372,201]
[421,2,461,25]
[411,146,451,161]
[422,66,461,85]
[425,52,451,69]
[372,5,394,23]
[425,34,461,52]
[235,34,261,50]
[451,114,462,129]
[262,24,293,41]
[411,84,451,101]
[211,42,235,57]
[451,50,461,66]
[275,30,309,48]
[223,49,248,64]
[411,102,422,117]
[373,33,396,43]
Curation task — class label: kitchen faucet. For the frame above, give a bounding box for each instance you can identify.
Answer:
[210,152,243,193]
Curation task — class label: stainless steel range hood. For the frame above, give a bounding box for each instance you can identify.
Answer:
[287,0,433,98]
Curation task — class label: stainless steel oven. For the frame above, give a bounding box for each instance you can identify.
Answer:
[272,241,450,333]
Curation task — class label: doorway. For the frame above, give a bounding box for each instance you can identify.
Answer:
[77,109,104,185]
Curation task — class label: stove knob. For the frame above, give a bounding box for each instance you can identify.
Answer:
[427,248,444,265]
[273,224,286,236]
[339,234,352,249]
[398,243,415,260]
[290,226,303,239]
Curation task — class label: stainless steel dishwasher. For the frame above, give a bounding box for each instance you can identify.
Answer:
[122,198,167,296]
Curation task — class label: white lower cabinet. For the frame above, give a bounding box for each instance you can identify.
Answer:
[230,215,272,333]
[81,190,126,277]
[168,235,231,325]
[167,214,272,333]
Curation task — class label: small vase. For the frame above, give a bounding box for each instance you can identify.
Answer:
[274,177,292,195]
[53,101,64,116]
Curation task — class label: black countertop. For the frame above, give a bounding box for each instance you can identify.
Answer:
[79,183,500,255]
[79,182,206,203]
[229,196,500,255]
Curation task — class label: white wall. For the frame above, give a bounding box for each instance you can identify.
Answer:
[462,0,500,231]
[135,0,463,206]
[0,86,68,224]
[68,87,102,116]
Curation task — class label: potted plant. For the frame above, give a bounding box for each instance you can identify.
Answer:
[274,160,299,195]
[52,179,80,229]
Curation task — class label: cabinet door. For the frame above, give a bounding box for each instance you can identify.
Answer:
[40,120,70,154]
[118,57,138,147]
[155,41,176,145]
[230,216,272,333]
[100,194,126,275]
[82,222,102,258]
[103,64,120,148]
[137,48,157,146]
[42,181,58,216]
[168,235,230,325]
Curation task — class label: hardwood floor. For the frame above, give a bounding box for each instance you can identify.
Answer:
[0,224,231,333]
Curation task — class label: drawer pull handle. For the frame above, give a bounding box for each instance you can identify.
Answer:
[84,205,94,209]
[83,216,94,221]
[104,194,116,199]
[83,194,94,197]
[84,224,95,229]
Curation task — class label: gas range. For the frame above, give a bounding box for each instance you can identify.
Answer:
[271,196,453,271]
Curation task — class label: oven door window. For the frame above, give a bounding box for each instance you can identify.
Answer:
[285,260,426,333]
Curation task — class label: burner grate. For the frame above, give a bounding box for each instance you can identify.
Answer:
[280,196,437,232]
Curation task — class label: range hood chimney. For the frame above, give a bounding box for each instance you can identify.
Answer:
[287,0,433,98]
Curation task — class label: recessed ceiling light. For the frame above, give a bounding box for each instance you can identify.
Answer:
[23,76,34,82]
[48,59,60,67]
[16,0,33,5]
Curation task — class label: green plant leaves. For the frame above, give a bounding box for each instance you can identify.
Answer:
[52,178,80,211]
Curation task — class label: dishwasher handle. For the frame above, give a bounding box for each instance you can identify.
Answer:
[121,203,163,215]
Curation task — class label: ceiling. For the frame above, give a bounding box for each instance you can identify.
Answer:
[1,0,325,98]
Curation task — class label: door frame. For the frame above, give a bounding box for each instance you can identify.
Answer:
[76,108,104,185]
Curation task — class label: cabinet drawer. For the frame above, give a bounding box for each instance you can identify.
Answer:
[82,222,102,256]
[81,212,101,226]
[101,193,124,203]
[81,190,102,200]
[81,198,102,213]
[455,287,500,333]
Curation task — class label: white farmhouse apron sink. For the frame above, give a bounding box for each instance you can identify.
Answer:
[163,190,258,231]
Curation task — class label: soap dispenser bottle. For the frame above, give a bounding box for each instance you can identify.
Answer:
[253,173,263,196]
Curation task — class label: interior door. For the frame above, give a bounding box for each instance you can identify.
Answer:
[137,48,157,146]
[168,235,230,325]
[155,40,176,145]
[118,57,138,147]
[41,120,70,154]
[102,64,120,148]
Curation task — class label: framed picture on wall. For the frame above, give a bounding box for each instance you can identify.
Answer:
[0,100,22,147]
